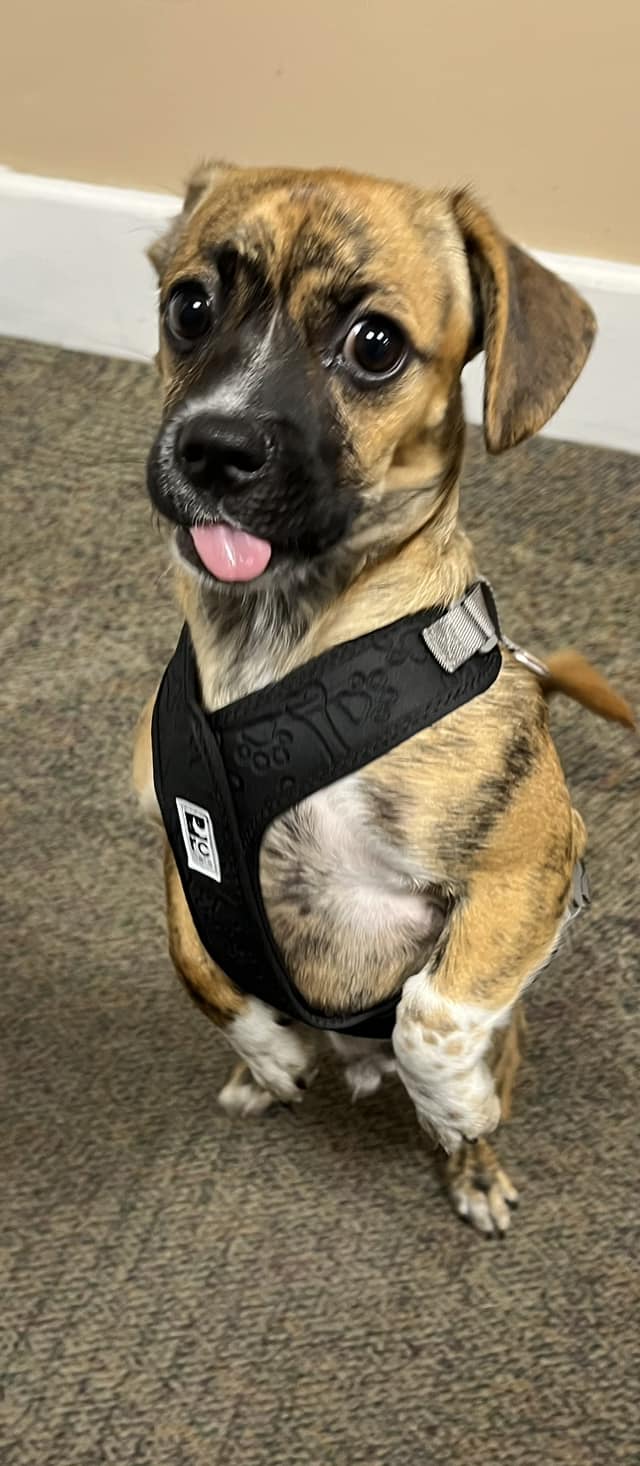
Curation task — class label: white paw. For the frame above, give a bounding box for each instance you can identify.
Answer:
[344,1054,397,1101]
[417,1086,501,1155]
[393,991,505,1153]
[218,1064,276,1117]
[226,999,318,1103]
[450,1161,519,1237]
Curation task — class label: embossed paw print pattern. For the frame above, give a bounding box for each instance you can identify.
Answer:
[337,667,397,725]
[235,724,294,775]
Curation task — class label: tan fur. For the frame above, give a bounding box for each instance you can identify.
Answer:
[132,692,161,823]
[133,163,625,1220]
[451,192,596,451]
[543,650,636,728]
[490,1003,526,1122]
[163,842,244,1027]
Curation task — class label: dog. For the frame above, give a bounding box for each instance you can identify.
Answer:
[133,162,633,1235]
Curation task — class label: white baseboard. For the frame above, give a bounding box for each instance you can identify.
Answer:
[1,166,639,453]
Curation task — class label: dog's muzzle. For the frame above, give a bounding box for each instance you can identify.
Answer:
[147,397,353,575]
[175,411,274,496]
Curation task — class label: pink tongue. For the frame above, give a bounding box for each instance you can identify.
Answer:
[190,524,272,583]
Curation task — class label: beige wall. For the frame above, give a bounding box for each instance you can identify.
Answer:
[1,0,638,261]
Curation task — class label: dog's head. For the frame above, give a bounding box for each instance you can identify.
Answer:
[147,163,595,592]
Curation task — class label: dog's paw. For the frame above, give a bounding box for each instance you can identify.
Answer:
[344,1053,397,1101]
[218,1063,276,1117]
[226,999,319,1103]
[445,1137,519,1237]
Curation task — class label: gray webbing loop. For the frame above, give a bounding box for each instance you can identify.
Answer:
[422,581,550,679]
[421,583,498,673]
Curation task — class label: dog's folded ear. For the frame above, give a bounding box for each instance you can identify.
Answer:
[451,190,596,452]
[147,159,233,276]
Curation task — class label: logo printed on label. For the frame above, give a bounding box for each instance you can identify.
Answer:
[176,798,221,882]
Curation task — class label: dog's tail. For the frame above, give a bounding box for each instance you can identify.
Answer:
[540,650,636,729]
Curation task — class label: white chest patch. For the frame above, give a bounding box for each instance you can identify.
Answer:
[292,779,441,943]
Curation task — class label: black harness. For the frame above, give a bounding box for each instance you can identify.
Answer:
[152,586,502,1039]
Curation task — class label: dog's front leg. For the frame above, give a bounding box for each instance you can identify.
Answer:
[163,845,319,1109]
[392,866,565,1153]
[134,699,319,1109]
[219,999,320,1110]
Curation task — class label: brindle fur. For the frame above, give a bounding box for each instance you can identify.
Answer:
[132,162,624,1231]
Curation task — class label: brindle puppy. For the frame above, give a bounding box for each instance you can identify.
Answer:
[134,162,629,1235]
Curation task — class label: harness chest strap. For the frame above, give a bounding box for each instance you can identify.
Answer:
[151,582,584,1039]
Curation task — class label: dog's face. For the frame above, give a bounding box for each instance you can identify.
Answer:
[147,164,595,593]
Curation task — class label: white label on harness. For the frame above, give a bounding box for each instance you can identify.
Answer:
[176,798,221,882]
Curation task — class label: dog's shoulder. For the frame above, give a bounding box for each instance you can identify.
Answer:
[361,648,568,878]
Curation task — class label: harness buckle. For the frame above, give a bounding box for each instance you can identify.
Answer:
[421,584,498,673]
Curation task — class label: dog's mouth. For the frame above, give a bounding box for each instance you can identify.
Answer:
[172,509,356,588]
[174,516,359,592]
[148,408,355,586]
[178,522,273,583]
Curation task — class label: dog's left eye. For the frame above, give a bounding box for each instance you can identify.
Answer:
[165,282,212,349]
[342,314,408,381]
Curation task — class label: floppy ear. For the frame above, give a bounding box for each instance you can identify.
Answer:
[451,190,596,452]
[147,159,233,276]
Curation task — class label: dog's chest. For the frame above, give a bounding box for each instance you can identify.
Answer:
[262,777,443,955]
[207,627,445,993]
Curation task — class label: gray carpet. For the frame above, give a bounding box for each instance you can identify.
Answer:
[1,337,639,1465]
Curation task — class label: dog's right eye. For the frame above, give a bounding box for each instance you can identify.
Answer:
[342,313,409,384]
[165,282,213,350]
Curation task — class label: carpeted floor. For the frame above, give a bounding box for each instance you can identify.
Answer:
[1,336,639,1466]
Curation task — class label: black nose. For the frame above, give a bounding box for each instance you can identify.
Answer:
[176,413,271,490]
